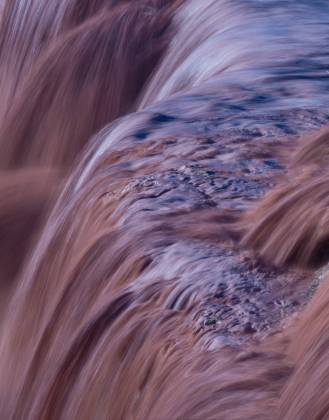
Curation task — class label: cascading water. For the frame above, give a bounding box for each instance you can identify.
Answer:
[0,0,329,419]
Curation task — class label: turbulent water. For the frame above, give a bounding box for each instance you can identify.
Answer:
[0,0,329,419]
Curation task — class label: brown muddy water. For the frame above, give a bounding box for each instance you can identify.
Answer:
[0,0,329,419]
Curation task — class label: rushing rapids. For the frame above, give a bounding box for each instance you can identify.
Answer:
[0,0,329,419]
